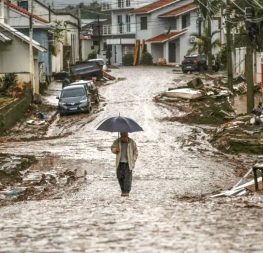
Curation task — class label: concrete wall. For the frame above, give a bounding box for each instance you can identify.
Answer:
[0,92,32,135]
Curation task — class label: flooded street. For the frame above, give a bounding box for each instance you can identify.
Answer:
[0,67,263,252]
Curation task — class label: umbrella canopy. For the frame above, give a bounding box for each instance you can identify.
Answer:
[95,116,143,133]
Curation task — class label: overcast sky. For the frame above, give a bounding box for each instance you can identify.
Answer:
[44,0,156,8]
[45,0,94,8]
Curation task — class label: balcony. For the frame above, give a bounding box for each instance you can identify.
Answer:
[103,25,112,35]
[102,23,134,35]
[101,0,134,11]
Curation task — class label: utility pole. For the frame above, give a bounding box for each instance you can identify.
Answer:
[207,17,212,73]
[78,6,82,61]
[29,0,35,93]
[245,2,256,113]
[6,0,10,25]
[0,0,4,23]
[97,14,101,55]
[226,0,233,91]
[197,14,203,54]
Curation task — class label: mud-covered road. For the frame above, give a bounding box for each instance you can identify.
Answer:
[0,66,263,253]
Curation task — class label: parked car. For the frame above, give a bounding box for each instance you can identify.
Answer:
[68,80,99,104]
[88,58,108,71]
[181,54,220,73]
[56,84,92,115]
[181,54,207,73]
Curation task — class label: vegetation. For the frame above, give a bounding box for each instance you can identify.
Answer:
[49,20,67,56]
[140,52,153,65]
[186,26,221,56]
[122,54,134,66]
[106,48,112,65]
[0,73,17,92]
[87,51,97,60]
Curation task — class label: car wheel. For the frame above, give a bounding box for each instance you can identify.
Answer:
[183,70,188,74]
[86,104,92,114]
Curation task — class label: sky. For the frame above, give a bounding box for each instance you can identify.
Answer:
[44,0,94,8]
[44,0,156,8]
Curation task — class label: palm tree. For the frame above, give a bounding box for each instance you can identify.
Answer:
[193,0,222,72]
[186,27,221,56]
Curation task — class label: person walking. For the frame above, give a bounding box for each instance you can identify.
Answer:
[111,132,138,197]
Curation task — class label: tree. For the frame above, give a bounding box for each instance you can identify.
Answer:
[186,27,221,56]
[106,48,112,65]
[193,0,222,72]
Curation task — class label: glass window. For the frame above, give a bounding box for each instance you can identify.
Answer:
[141,17,147,30]
[182,13,190,29]
[118,0,123,8]
[18,1,29,11]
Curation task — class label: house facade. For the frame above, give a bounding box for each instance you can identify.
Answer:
[10,0,80,73]
[101,0,221,65]
[101,0,156,65]
[0,22,47,93]
[80,19,110,62]
[5,2,52,79]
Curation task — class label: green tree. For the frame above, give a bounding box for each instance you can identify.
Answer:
[106,48,112,65]
[193,0,222,72]
[186,27,221,56]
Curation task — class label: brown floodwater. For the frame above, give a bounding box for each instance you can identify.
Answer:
[231,92,263,115]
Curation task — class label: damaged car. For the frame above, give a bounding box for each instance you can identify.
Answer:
[56,85,92,115]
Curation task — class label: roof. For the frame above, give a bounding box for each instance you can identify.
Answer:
[0,22,47,52]
[146,29,188,43]
[159,3,197,17]
[8,2,49,23]
[131,0,176,14]
[0,32,12,42]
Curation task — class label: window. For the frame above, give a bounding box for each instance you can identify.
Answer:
[93,41,99,46]
[118,0,124,8]
[182,13,190,29]
[118,15,123,33]
[140,17,147,30]
[18,1,28,11]
[126,0,130,7]
[126,15,131,32]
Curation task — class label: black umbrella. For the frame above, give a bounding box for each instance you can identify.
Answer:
[95,115,143,133]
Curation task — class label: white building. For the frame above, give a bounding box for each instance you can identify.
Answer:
[101,0,221,65]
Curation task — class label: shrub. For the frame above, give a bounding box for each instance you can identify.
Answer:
[122,54,134,66]
[87,51,97,60]
[140,52,153,65]
[106,48,112,65]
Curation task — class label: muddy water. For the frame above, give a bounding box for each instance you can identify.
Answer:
[231,92,263,115]
[0,67,262,252]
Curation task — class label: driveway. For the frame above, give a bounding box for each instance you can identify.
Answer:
[0,66,262,253]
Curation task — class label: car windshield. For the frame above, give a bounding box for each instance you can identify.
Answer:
[61,88,85,98]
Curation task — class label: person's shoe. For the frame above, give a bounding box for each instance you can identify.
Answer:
[121,193,129,197]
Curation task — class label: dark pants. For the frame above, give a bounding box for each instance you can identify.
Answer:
[117,163,132,194]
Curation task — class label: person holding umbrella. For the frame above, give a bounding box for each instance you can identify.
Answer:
[111,132,138,197]
[95,115,142,196]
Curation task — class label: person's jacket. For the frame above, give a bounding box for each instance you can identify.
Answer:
[111,137,138,170]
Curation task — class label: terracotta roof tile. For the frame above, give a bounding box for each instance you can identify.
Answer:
[7,2,49,23]
[146,29,188,43]
[159,3,197,17]
[131,0,176,14]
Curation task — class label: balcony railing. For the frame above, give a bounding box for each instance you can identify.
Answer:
[102,24,134,35]
[102,1,133,10]
[103,25,112,35]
